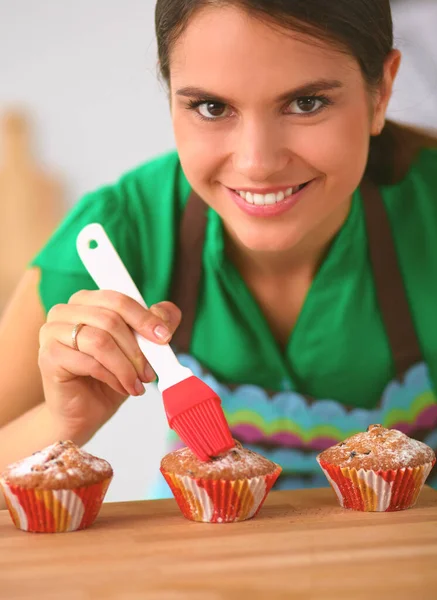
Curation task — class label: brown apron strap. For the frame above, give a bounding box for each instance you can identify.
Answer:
[170,190,208,353]
[360,178,423,377]
[171,182,424,378]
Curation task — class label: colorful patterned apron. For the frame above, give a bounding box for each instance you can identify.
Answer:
[150,177,437,498]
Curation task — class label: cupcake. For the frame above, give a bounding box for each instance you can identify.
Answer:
[161,441,281,523]
[0,441,113,533]
[317,424,436,512]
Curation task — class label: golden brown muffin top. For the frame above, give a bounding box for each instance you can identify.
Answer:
[318,425,436,471]
[1,441,113,490]
[161,440,280,480]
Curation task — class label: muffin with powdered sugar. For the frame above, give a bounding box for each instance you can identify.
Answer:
[161,440,281,523]
[317,424,435,512]
[0,441,112,532]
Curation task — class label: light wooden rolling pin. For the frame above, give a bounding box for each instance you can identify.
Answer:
[0,110,64,310]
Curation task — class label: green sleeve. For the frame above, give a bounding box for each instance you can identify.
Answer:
[30,151,190,314]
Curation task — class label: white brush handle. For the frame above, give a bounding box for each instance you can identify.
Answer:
[76,223,192,392]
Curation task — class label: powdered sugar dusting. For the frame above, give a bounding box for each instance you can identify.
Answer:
[8,444,57,477]
[318,425,436,470]
[164,441,278,480]
[184,445,268,473]
[2,441,112,488]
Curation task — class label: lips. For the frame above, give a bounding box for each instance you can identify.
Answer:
[227,180,313,218]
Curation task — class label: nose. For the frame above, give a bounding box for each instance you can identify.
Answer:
[232,117,289,182]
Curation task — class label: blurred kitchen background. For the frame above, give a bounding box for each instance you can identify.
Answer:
[0,0,436,502]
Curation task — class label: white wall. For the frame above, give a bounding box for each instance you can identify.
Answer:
[388,0,437,129]
[1,0,437,503]
[0,0,175,204]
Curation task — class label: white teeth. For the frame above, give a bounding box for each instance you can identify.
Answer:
[265,193,277,205]
[235,185,304,206]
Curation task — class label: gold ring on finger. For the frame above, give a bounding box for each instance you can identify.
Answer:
[72,323,85,352]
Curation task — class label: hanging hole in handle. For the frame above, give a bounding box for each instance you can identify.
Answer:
[89,240,98,250]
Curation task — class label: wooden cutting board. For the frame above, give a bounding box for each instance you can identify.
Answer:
[1,487,436,599]
[0,110,64,310]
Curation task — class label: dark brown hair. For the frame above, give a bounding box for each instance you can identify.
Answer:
[155,0,437,185]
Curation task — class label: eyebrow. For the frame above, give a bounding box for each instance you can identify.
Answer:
[175,79,343,104]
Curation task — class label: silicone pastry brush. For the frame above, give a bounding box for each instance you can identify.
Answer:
[76,223,234,461]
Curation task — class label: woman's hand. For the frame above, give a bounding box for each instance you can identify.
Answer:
[38,290,182,445]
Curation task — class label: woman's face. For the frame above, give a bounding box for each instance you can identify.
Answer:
[169,6,397,253]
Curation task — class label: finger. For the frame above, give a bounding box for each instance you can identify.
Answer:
[68,291,179,345]
[149,301,182,331]
[39,339,129,397]
[40,322,146,397]
[46,304,155,383]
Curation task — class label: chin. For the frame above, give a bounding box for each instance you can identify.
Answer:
[233,228,303,254]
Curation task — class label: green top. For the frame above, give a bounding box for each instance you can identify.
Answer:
[31,148,437,410]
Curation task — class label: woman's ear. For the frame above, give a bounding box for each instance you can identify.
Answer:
[370,49,402,136]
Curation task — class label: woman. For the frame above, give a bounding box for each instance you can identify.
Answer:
[1,0,437,505]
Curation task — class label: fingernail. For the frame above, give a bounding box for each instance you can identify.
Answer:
[134,378,145,396]
[144,364,156,382]
[154,325,171,342]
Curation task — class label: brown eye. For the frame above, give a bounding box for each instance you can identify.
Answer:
[289,97,325,114]
[298,98,317,112]
[198,102,229,119]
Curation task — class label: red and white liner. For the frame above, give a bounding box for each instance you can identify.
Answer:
[317,457,435,512]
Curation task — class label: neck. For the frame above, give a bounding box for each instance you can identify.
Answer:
[225,198,352,280]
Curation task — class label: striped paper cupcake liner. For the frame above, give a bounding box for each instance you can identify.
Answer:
[0,477,112,533]
[161,467,281,523]
[317,457,435,512]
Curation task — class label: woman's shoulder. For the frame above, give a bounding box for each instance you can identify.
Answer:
[120,149,184,182]
[36,150,188,251]
[31,150,189,305]
[117,149,189,201]
[379,144,437,283]
[382,144,437,221]
[406,145,437,185]
[79,149,189,216]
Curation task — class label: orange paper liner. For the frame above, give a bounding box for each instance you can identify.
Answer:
[0,477,112,533]
[317,457,435,512]
[161,466,281,523]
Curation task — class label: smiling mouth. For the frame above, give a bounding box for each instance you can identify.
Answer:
[232,182,311,206]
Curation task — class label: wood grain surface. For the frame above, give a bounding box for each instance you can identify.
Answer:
[1,487,436,600]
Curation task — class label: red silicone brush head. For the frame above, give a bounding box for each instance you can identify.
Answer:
[163,376,234,461]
